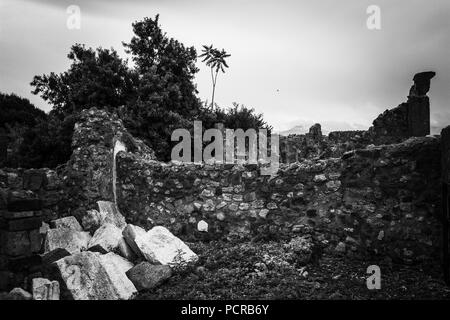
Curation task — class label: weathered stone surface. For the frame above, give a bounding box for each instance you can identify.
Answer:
[51,216,82,231]
[9,287,32,300]
[126,262,172,291]
[122,224,147,257]
[81,209,102,233]
[409,71,436,98]
[118,237,137,261]
[41,248,71,265]
[97,201,127,230]
[134,226,198,266]
[56,251,136,300]
[32,278,60,300]
[44,228,91,254]
[88,223,122,253]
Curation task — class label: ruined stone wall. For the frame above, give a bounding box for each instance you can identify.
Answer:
[61,108,156,221]
[117,136,441,266]
[0,168,64,222]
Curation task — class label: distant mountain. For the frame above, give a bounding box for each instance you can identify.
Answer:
[278,120,368,136]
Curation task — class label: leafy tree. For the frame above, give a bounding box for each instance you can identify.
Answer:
[199,45,230,107]
[31,44,137,119]
[121,15,202,159]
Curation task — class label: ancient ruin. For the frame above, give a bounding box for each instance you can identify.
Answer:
[1,72,449,299]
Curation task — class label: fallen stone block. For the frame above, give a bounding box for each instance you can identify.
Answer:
[126,262,172,291]
[118,237,137,261]
[32,278,60,300]
[134,226,198,267]
[122,224,147,257]
[51,216,82,231]
[44,228,91,254]
[56,251,136,300]
[88,223,122,253]
[41,248,71,265]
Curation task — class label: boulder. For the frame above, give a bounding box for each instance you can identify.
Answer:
[126,262,172,291]
[134,226,198,267]
[122,224,147,257]
[88,223,122,253]
[44,228,91,254]
[51,216,82,231]
[32,278,60,300]
[55,251,136,300]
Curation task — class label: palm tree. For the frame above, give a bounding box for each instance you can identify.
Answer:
[199,45,230,107]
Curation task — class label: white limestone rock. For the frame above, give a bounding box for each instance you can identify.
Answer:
[134,226,198,267]
[88,223,122,253]
[44,228,91,254]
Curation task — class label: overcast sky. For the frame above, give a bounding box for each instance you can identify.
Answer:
[1,0,449,133]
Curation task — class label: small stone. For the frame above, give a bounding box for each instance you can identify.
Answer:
[216,212,226,221]
[326,180,341,192]
[335,242,346,253]
[267,202,277,210]
[259,209,269,219]
[197,220,208,232]
[32,278,60,300]
[313,174,327,183]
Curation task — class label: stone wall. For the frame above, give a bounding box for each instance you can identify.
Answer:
[280,72,435,162]
[117,136,441,266]
[60,108,156,221]
[0,168,64,222]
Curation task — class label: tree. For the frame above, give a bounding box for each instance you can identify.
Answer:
[31,44,137,119]
[122,15,203,159]
[199,45,230,107]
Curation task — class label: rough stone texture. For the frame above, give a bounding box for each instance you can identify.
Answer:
[56,251,136,300]
[62,108,155,222]
[32,277,60,300]
[88,223,123,253]
[51,216,82,231]
[126,262,172,291]
[97,201,127,230]
[81,209,102,233]
[44,228,91,254]
[1,170,63,222]
[117,136,441,265]
[122,224,147,258]
[134,226,198,266]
